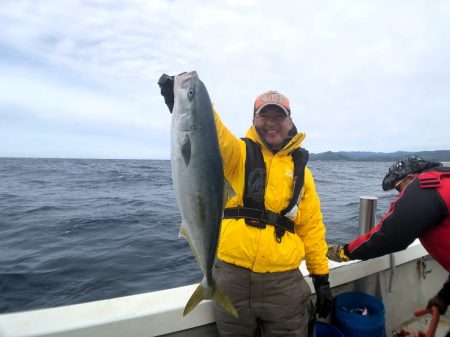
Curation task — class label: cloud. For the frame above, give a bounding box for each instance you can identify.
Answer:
[1,0,450,158]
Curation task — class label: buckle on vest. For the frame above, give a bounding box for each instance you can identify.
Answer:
[266,211,278,225]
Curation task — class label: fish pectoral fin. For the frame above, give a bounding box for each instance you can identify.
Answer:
[181,135,191,167]
[222,179,236,208]
[179,222,204,272]
[178,222,189,239]
[211,281,239,319]
[183,280,238,319]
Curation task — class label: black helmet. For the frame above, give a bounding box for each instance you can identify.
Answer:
[382,155,442,191]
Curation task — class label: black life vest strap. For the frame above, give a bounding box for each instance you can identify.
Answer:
[242,138,266,210]
[282,148,309,216]
[223,207,295,234]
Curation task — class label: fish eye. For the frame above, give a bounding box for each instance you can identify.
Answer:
[187,87,195,100]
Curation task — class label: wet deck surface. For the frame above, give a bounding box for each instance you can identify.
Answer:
[393,313,450,337]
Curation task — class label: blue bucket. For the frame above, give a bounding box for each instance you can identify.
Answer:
[316,322,345,337]
[333,292,385,337]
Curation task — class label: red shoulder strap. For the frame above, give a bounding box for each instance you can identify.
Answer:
[419,171,450,189]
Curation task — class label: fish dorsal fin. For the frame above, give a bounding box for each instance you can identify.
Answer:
[179,222,204,272]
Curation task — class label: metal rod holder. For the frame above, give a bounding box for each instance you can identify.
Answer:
[358,196,396,292]
[358,196,378,235]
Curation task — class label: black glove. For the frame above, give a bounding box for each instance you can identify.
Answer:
[157,74,175,113]
[312,274,333,318]
[427,294,448,315]
[427,276,450,315]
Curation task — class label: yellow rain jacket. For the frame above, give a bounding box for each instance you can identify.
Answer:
[214,110,329,275]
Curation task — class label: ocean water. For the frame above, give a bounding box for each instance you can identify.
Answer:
[0,158,396,314]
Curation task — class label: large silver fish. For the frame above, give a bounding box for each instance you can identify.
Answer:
[170,71,237,318]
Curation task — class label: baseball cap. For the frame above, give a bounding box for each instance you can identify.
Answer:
[254,90,291,116]
[382,155,443,191]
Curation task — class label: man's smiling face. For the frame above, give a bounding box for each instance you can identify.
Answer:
[253,105,293,150]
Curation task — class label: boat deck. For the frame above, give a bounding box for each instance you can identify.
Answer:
[393,314,450,337]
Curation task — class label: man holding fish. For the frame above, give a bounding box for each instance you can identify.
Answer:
[158,71,331,337]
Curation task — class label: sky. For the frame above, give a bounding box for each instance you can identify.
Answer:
[1,0,449,160]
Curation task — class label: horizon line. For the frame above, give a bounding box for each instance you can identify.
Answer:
[2,149,450,161]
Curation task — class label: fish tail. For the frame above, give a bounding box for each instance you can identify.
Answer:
[183,280,238,318]
[183,283,205,316]
[211,281,238,319]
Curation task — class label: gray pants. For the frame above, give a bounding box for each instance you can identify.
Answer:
[213,260,311,337]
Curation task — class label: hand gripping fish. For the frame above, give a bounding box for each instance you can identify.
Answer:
[170,71,238,318]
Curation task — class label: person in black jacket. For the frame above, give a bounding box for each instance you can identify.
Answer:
[328,155,450,336]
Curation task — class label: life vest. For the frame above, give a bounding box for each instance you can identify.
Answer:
[418,170,450,273]
[223,138,309,242]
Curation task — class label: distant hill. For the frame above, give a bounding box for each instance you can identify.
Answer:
[309,150,450,162]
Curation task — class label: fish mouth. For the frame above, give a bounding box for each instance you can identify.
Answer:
[177,71,198,82]
[173,71,198,91]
